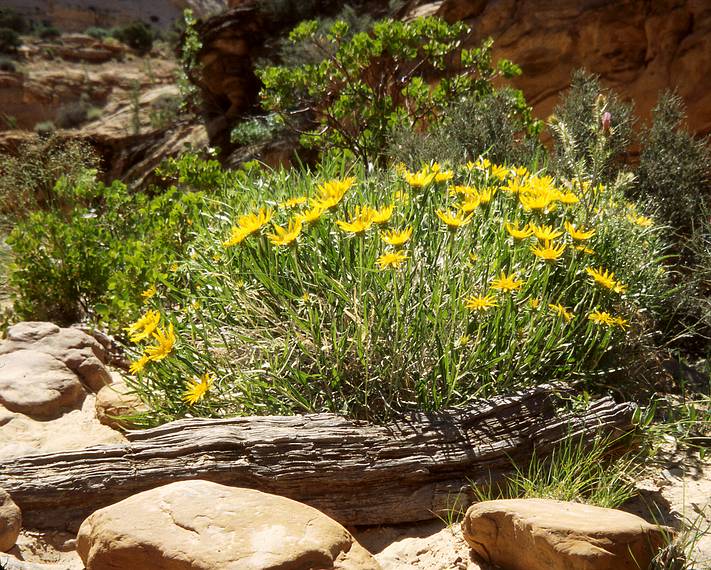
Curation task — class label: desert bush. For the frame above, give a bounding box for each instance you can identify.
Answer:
[37,25,60,41]
[55,100,91,129]
[0,56,16,72]
[0,28,21,54]
[85,27,110,40]
[114,21,154,55]
[123,150,668,424]
[0,9,28,34]
[0,136,99,226]
[550,69,634,184]
[389,87,542,168]
[258,16,522,164]
[230,114,283,146]
[6,172,205,328]
[33,120,55,137]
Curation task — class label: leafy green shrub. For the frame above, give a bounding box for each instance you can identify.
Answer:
[258,16,522,164]
[33,120,55,137]
[85,27,110,40]
[0,28,21,54]
[124,151,668,424]
[37,25,60,41]
[550,69,634,184]
[389,87,542,168]
[230,114,283,146]
[0,136,99,227]
[6,171,205,329]
[0,56,16,72]
[113,21,154,55]
[0,8,28,34]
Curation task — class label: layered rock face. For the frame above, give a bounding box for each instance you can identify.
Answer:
[436,0,711,135]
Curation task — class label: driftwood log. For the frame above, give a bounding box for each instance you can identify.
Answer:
[0,384,635,530]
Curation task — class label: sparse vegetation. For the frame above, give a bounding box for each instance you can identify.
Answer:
[0,28,21,54]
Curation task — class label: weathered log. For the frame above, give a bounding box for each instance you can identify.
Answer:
[0,384,635,530]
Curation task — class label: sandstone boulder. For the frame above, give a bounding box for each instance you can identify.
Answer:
[0,322,111,392]
[77,480,380,570]
[0,350,85,418]
[0,487,21,552]
[95,377,147,429]
[462,498,667,570]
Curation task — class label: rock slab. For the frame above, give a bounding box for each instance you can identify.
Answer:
[0,487,21,552]
[462,498,667,570]
[95,377,147,430]
[77,480,381,570]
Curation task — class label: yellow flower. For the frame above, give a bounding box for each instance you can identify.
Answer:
[528,297,541,309]
[557,191,580,204]
[335,206,375,235]
[505,221,533,240]
[549,303,573,322]
[297,204,326,224]
[465,294,498,312]
[457,334,471,347]
[381,227,413,247]
[404,169,436,188]
[125,310,161,343]
[436,209,473,231]
[267,218,303,247]
[531,240,566,261]
[315,176,355,209]
[141,285,157,299]
[394,190,410,203]
[491,271,524,292]
[519,192,554,211]
[564,221,596,241]
[490,164,509,180]
[434,170,454,182]
[145,323,176,362]
[614,316,630,329]
[478,187,495,204]
[513,166,529,178]
[280,196,308,209]
[503,179,525,194]
[627,213,653,227]
[223,207,273,247]
[450,185,477,196]
[575,244,595,254]
[182,372,214,405]
[372,204,394,224]
[376,250,408,269]
[468,252,479,263]
[129,354,150,374]
[585,266,627,294]
[588,310,616,326]
[170,263,179,272]
[460,193,481,213]
[530,223,564,241]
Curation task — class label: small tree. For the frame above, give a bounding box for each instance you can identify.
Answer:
[258,16,522,165]
[114,21,154,55]
[0,28,21,54]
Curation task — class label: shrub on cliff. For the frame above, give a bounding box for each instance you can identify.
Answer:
[0,28,21,54]
[113,21,155,55]
[0,8,28,34]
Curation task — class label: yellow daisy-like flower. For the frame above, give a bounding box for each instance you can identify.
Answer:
[182,372,214,405]
[585,266,627,294]
[530,223,564,242]
[468,252,479,263]
[436,209,473,231]
[141,285,157,299]
[465,293,498,312]
[513,166,528,178]
[129,354,150,374]
[450,185,477,196]
[145,323,176,362]
[404,169,436,188]
[297,204,325,224]
[125,309,161,343]
[549,303,573,322]
[614,316,630,329]
[528,297,541,309]
[491,271,524,292]
[223,207,273,247]
[557,191,580,204]
[505,221,533,240]
[376,250,408,269]
[531,240,566,261]
[279,196,308,209]
[575,244,595,254]
[478,187,495,204]
[434,170,454,182]
[457,334,471,347]
[267,218,303,247]
[490,164,509,180]
[460,193,481,213]
[381,227,413,248]
[588,310,616,326]
[315,176,355,210]
[335,206,375,235]
[503,179,525,194]
[372,204,394,224]
[393,190,410,203]
[627,213,653,227]
[564,221,596,241]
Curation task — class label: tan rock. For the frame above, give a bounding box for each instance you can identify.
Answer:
[95,377,147,429]
[77,480,381,570]
[0,487,21,552]
[0,350,85,419]
[462,498,667,570]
